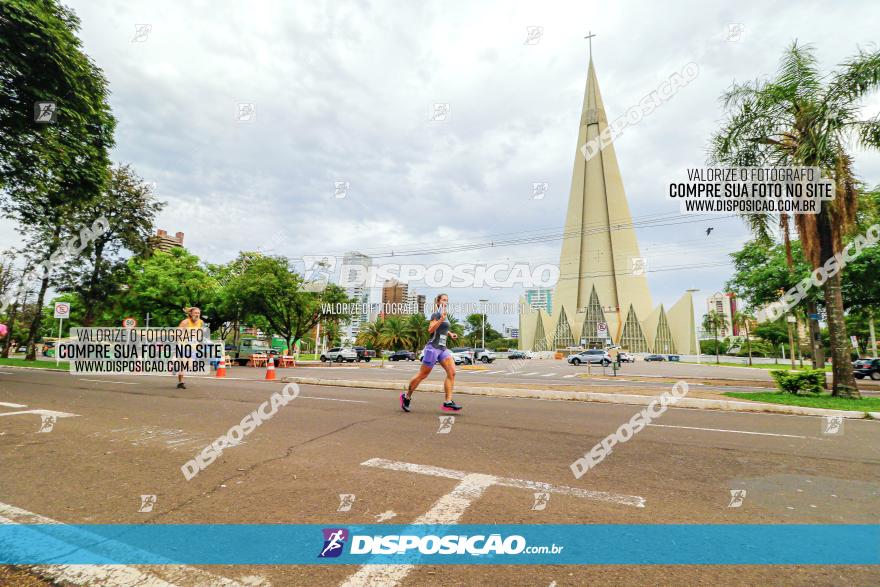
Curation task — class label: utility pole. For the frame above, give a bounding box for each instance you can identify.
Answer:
[479,299,488,349]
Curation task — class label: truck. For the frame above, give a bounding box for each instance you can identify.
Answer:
[232,338,272,366]
[352,346,376,362]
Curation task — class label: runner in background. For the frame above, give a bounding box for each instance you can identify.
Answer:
[176,307,203,389]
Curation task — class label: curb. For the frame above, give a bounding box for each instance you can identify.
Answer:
[0,364,69,373]
[279,376,872,419]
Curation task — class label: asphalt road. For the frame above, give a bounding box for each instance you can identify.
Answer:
[1,368,878,586]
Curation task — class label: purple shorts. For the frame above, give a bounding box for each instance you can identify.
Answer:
[421,345,451,367]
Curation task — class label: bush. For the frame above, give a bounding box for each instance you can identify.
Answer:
[769,369,825,395]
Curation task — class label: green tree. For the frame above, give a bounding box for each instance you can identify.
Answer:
[56,165,164,326]
[1,0,116,359]
[234,255,350,352]
[710,42,880,397]
[702,311,726,364]
[405,313,429,351]
[116,248,217,326]
[356,320,383,350]
[379,316,411,350]
[733,311,755,366]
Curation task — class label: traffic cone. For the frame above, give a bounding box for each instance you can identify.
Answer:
[265,356,276,380]
[215,356,227,378]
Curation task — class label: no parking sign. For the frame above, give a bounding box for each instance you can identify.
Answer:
[53,302,70,319]
[596,321,608,339]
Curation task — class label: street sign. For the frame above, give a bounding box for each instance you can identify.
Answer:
[808,313,820,320]
[850,335,859,348]
[122,317,137,329]
[596,321,608,338]
[53,302,70,319]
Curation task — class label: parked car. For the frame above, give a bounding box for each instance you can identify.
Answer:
[644,354,666,362]
[388,350,416,361]
[853,358,880,380]
[567,349,612,366]
[450,348,474,365]
[352,346,376,362]
[471,347,496,363]
[231,338,273,366]
[508,350,531,360]
[618,351,635,363]
[320,347,358,363]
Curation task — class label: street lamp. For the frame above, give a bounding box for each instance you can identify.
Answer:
[479,299,488,349]
[686,288,700,365]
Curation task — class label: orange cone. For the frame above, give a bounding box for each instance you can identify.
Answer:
[215,356,227,378]
[265,356,276,380]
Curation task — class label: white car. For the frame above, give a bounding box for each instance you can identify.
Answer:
[320,347,358,363]
[418,349,467,365]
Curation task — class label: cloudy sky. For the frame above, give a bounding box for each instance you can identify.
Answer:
[3,0,879,330]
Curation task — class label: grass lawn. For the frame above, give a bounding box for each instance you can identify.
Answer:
[725,390,880,412]
[712,361,831,372]
[0,357,68,370]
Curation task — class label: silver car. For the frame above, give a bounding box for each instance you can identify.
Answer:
[567,350,612,366]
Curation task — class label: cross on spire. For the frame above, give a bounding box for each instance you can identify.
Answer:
[584,31,597,59]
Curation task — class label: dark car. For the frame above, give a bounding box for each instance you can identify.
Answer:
[508,351,530,360]
[389,350,415,361]
[853,358,880,380]
[645,354,666,362]
[352,346,376,362]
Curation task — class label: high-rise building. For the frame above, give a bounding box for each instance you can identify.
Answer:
[151,229,185,252]
[525,288,553,315]
[519,56,697,354]
[340,252,371,343]
[706,292,738,338]
[382,279,409,316]
[406,290,426,315]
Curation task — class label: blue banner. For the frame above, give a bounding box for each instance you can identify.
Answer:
[1,524,877,565]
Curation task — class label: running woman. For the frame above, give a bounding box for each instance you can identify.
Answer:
[401,293,462,412]
[176,306,203,389]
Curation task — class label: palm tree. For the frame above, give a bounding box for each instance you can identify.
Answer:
[702,311,726,364]
[710,42,880,398]
[404,313,429,352]
[356,319,382,350]
[379,316,411,351]
[447,315,465,344]
[733,311,755,366]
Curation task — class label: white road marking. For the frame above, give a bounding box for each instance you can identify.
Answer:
[0,371,14,374]
[299,395,368,403]
[0,402,27,408]
[563,374,576,378]
[647,423,812,439]
[0,501,259,586]
[79,379,139,385]
[541,373,555,377]
[0,409,78,418]
[342,458,644,586]
[524,372,539,376]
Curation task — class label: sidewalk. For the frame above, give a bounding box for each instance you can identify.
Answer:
[279,374,878,420]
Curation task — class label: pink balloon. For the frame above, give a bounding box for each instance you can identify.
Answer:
[0,324,7,337]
